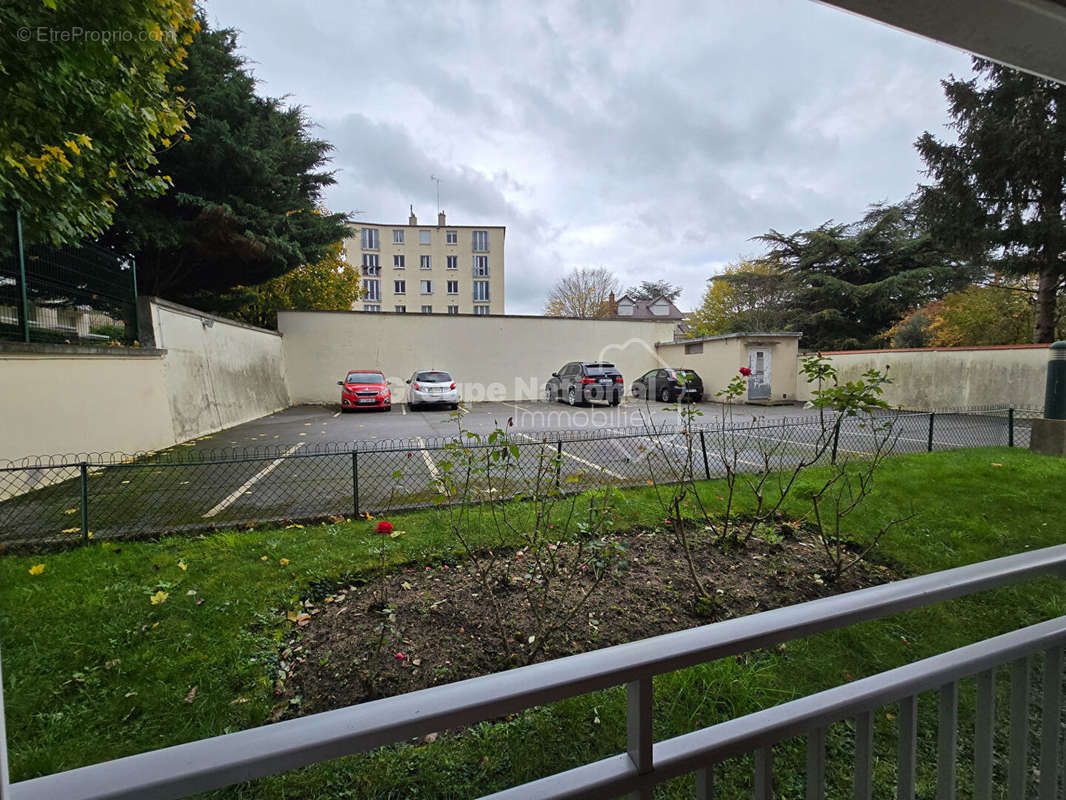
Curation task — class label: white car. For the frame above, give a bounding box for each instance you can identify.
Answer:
[406,369,460,410]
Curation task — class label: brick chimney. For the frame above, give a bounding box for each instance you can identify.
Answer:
[438,210,446,227]
[408,204,417,226]
[608,291,616,316]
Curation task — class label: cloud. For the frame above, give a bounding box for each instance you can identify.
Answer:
[208,0,972,313]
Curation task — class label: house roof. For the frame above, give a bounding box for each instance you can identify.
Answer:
[614,294,684,320]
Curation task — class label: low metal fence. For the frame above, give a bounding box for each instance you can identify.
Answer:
[0,407,1034,552]
[6,541,1066,800]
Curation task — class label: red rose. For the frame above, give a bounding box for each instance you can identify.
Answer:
[739,367,752,377]
[375,520,394,534]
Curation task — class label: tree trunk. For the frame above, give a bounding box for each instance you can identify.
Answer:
[1034,264,1059,343]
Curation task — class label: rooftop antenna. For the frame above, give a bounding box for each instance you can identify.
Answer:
[430,174,442,212]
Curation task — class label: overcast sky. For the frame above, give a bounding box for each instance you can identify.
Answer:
[206,0,972,314]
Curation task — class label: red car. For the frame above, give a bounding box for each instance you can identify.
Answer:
[338,370,392,412]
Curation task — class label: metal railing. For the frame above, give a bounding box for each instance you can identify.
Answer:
[0,209,137,345]
[0,407,1035,552]
[5,542,1066,800]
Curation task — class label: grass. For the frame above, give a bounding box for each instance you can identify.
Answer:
[1,446,1064,797]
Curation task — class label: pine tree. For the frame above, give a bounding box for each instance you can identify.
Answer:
[916,58,1066,343]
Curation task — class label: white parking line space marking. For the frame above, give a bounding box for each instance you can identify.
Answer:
[332,411,340,418]
[415,437,446,494]
[203,444,305,518]
[514,432,625,480]
[657,436,765,469]
[401,404,407,416]
[742,431,865,457]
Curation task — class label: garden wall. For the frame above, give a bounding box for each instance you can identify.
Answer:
[277,310,679,403]
[795,344,1051,409]
[144,298,290,441]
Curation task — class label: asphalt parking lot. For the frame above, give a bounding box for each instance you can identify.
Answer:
[0,400,1023,549]
[179,399,807,452]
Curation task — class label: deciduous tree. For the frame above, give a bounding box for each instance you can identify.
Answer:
[0,0,199,244]
[543,267,619,318]
[687,260,787,336]
[226,239,360,330]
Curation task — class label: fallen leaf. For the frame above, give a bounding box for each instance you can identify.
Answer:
[400,581,413,591]
[285,524,304,530]
[87,531,94,540]
[230,697,250,705]
[423,732,438,743]
[991,462,1003,467]
[150,590,169,605]
[28,564,45,575]
[279,558,290,566]
[389,530,406,538]
[124,691,137,698]
[105,659,120,669]
[260,556,268,561]
[184,686,197,703]
[177,560,187,571]
[63,508,77,515]
[61,527,79,534]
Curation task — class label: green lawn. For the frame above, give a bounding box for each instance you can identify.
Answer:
[1,447,1064,798]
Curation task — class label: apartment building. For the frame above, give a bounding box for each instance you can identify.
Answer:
[347,208,505,315]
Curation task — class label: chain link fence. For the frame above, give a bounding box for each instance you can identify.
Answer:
[0,407,1036,553]
[1,209,138,345]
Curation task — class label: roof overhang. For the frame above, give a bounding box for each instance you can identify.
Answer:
[815,0,1066,84]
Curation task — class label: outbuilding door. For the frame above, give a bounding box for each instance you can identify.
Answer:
[746,347,771,401]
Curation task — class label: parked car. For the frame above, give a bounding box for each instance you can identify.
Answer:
[407,369,460,410]
[338,370,391,412]
[631,368,704,403]
[545,361,623,406]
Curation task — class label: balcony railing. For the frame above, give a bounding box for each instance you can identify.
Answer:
[4,544,1066,799]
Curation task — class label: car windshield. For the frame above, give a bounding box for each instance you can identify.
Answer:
[346,373,384,384]
[415,371,451,383]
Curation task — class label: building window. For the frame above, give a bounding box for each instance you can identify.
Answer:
[447,305,459,314]
[473,280,490,302]
[395,305,406,313]
[419,230,431,245]
[447,280,459,294]
[472,230,489,252]
[420,280,433,294]
[474,305,490,315]
[394,280,406,294]
[446,255,458,270]
[421,305,432,314]
[364,304,381,312]
[420,255,432,270]
[393,229,405,244]
[362,253,380,275]
[363,279,380,301]
[446,230,457,245]
[361,228,379,250]
[393,254,405,269]
[473,255,489,276]
[684,342,703,355]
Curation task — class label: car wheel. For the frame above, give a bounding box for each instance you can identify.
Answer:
[660,387,672,403]
[382,404,392,412]
[545,386,555,403]
[631,385,640,398]
[609,396,621,407]
[567,387,577,406]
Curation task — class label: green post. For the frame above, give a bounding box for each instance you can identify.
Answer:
[1043,342,1066,420]
[79,462,89,544]
[129,256,139,343]
[555,440,563,492]
[1008,408,1015,447]
[699,430,711,481]
[15,209,29,343]
[927,413,935,453]
[351,451,359,518]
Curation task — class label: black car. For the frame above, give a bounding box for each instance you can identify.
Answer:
[545,361,624,406]
[631,368,704,403]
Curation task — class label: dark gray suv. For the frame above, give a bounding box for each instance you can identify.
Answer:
[545,361,624,406]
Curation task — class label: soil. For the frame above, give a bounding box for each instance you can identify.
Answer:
[273,521,896,720]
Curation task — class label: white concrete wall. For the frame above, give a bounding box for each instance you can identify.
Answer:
[795,345,1050,409]
[278,310,678,403]
[149,299,290,441]
[0,348,174,463]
